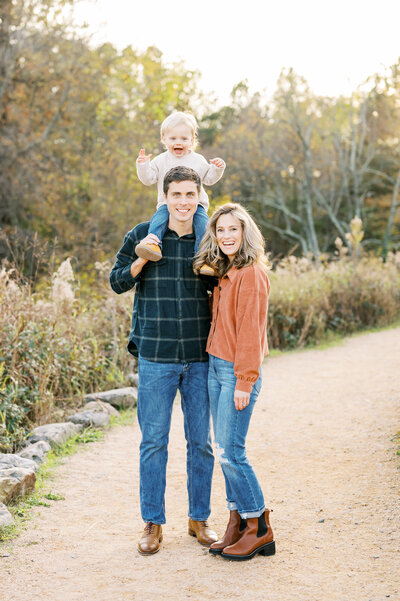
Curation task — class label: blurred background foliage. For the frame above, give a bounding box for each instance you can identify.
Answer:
[1,0,400,450]
[1,0,400,274]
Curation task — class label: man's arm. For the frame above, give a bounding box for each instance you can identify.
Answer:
[109,224,151,294]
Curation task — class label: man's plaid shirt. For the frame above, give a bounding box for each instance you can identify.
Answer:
[109,222,211,363]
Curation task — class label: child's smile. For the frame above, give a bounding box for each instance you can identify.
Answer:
[162,124,193,158]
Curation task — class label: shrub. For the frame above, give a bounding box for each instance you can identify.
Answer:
[268,251,400,350]
[0,260,133,451]
[1,249,400,451]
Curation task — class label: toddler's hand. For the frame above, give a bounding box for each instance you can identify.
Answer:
[210,157,225,169]
[137,148,152,163]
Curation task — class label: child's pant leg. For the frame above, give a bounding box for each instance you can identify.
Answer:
[148,205,169,248]
[193,205,209,253]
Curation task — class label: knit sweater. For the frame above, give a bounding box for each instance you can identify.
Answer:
[136,150,225,211]
[206,263,270,393]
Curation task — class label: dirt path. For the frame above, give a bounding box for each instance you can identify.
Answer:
[1,327,399,601]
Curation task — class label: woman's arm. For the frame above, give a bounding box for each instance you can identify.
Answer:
[234,266,269,395]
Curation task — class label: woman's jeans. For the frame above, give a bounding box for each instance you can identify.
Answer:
[137,356,214,524]
[208,354,265,518]
[148,204,209,253]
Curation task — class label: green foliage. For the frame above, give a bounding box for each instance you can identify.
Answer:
[44,492,65,501]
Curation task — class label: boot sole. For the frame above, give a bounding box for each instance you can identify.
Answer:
[209,547,223,555]
[221,540,276,561]
[135,247,162,261]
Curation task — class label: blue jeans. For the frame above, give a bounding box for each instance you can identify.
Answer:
[137,356,214,524]
[148,204,209,253]
[208,354,265,518]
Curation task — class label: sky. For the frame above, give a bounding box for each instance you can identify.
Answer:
[72,0,400,106]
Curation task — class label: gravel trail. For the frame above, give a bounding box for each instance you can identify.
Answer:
[1,327,399,601]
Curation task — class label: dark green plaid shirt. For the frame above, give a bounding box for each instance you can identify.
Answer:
[109,223,211,363]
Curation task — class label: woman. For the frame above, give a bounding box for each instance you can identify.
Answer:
[194,203,275,561]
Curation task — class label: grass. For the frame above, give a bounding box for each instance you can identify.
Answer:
[0,407,136,544]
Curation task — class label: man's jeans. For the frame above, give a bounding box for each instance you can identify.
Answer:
[137,356,214,524]
[208,354,265,518]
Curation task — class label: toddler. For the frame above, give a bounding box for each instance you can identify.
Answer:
[135,111,225,275]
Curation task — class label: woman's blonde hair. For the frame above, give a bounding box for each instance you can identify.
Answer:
[160,111,198,149]
[193,203,269,277]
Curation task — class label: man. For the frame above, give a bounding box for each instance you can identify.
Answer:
[110,166,217,555]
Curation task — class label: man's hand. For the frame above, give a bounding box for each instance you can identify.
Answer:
[210,157,225,169]
[137,148,152,163]
[130,257,148,278]
[234,389,250,411]
[130,235,161,278]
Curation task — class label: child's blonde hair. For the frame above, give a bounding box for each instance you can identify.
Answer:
[160,111,198,149]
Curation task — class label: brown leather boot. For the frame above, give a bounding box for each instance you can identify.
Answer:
[137,522,163,555]
[209,510,246,555]
[188,519,218,546]
[221,509,276,561]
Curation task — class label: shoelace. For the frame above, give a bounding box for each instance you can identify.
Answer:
[144,523,154,534]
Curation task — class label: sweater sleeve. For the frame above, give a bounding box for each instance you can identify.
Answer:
[136,156,160,186]
[109,224,149,294]
[234,267,270,393]
[202,161,225,186]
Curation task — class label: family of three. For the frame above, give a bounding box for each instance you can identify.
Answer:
[109,112,275,562]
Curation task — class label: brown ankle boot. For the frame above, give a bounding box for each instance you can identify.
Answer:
[221,509,276,561]
[209,510,246,556]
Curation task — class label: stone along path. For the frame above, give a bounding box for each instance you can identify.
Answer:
[1,327,399,601]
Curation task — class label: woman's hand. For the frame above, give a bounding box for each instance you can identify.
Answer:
[234,389,250,411]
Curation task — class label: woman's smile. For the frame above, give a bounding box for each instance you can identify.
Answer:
[216,213,243,260]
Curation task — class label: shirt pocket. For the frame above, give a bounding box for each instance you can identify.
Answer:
[142,258,168,289]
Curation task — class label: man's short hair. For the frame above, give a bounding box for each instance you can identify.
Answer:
[163,167,201,196]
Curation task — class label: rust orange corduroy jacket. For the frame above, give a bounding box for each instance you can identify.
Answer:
[206,263,270,393]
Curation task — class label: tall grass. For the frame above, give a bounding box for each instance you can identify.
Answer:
[1,248,400,452]
[268,250,400,349]
[0,260,133,452]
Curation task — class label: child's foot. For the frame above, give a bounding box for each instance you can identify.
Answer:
[135,243,162,262]
[199,263,216,276]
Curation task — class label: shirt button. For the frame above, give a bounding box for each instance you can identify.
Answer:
[219,286,221,290]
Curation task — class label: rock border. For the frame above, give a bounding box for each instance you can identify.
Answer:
[0,382,138,530]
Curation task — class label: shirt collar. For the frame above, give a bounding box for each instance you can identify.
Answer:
[166,227,195,239]
[224,266,240,282]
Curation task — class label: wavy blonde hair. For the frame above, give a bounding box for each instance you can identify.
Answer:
[193,203,269,277]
